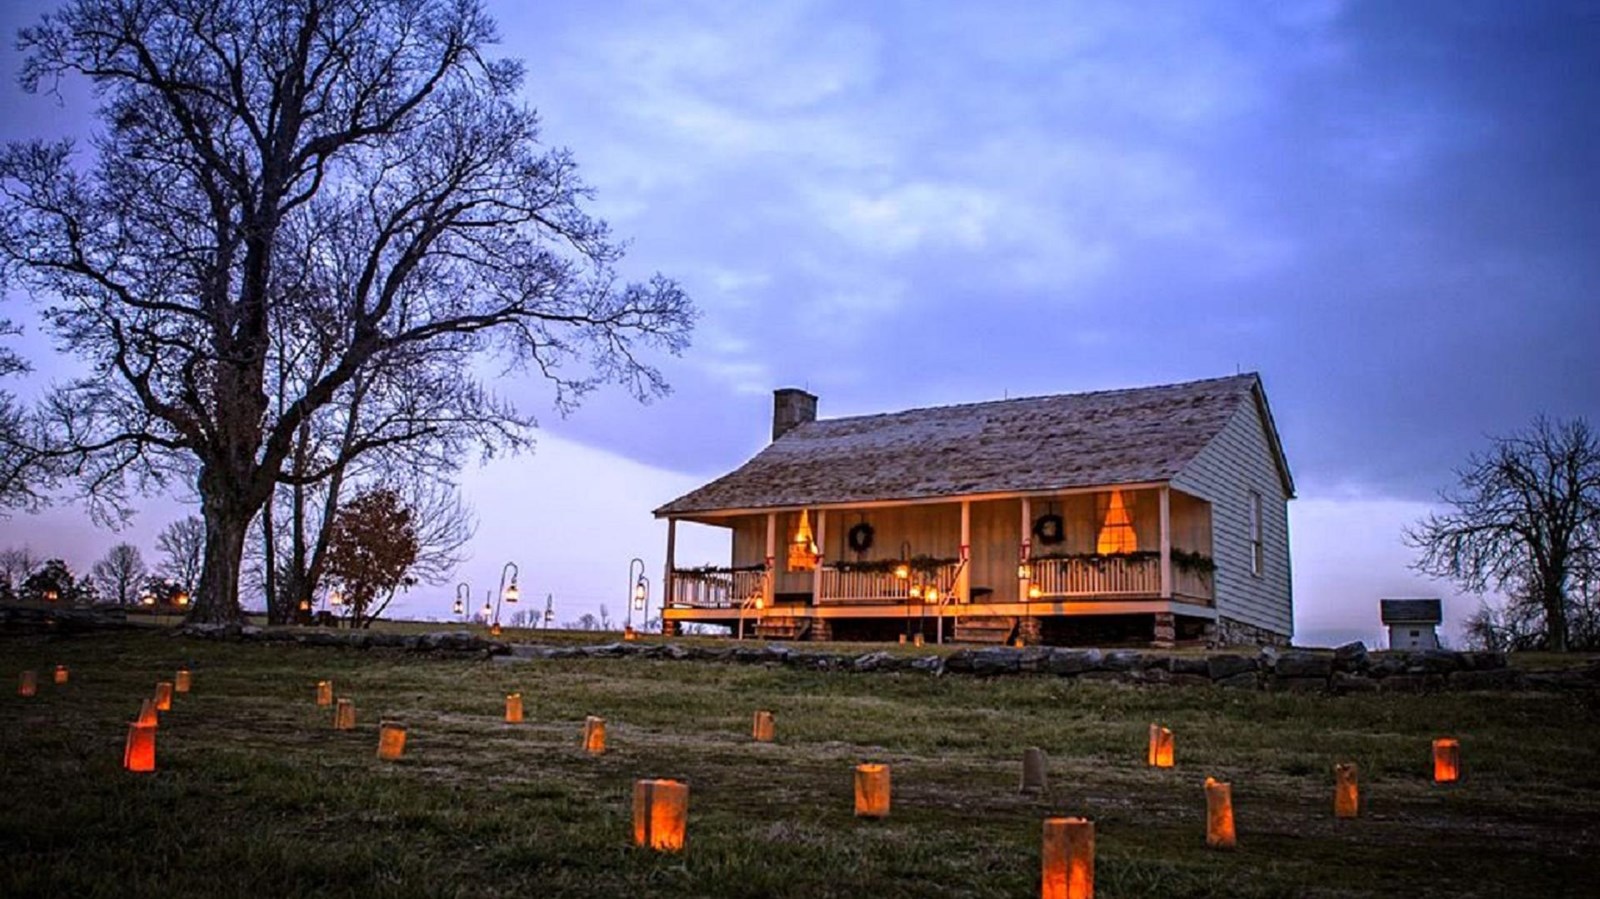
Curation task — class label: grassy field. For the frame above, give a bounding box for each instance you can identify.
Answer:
[3,630,1598,898]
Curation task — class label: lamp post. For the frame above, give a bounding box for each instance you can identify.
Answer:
[634,575,651,632]
[626,558,645,630]
[453,582,469,621]
[494,561,520,629]
[479,590,492,628]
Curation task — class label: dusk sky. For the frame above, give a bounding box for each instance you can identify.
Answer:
[2,1,1597,645]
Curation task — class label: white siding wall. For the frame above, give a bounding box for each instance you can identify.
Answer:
[1171,396,1293,636]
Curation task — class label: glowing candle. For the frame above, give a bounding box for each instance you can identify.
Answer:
[175,670,192,693]
[18,671,37,697]
[1433,738,1460,783]
[377,722,407,760]
[316,680,333,707]
[583,715,606,754]
[631,779,688,851]
[752,710,776,743]
[123,722,156,772]
[1334,763,1359,818]
[854,763,891,818]
[154,682,174,712]
[1205,777,1236,849]
[505,693,523,723]
[53,665,69,685]
[334,698,356,730]
[1041,816,1094,899]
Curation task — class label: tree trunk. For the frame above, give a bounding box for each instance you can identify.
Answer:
[188,460,265,624]
[1543,581,1569,652]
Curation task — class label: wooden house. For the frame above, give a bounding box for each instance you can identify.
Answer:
[654,374,1295,647]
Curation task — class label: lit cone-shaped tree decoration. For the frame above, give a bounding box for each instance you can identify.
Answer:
[505,693,523,723]
[1433,738,1460,783]
[1041,816,1094,899]
[377,722,407,760]
[632,779,688,851]
[123,722,156,772]
[854,763,891,818]
[1021,747,1049,795]
[53,665,69,685]
[316,681,334,707]
[583,716,606,754]
[175,670,192,694]
[1334,763,1359,818]
[18,670,37,697]
[1148,724,1174,768]
[1204,778,1236,849]
[136,698,159,727]
[334,698,356,730]
[154,682,174,712]
[752,710,776,743]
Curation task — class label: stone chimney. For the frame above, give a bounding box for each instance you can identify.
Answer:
[772,388,818,441]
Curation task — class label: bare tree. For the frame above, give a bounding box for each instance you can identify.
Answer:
[0,545,40,601]
[92,542,148,606]
[1407,416,1600,652]
[1,0,694,624]
[155,516,204,593]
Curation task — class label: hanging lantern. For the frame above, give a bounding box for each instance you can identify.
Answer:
[505,693,523,723]
[175,670,192,694]
[334,698,356,730]
[18,670,37,697]
[1433,738,1460,783]
[583,715,606,754]
[316,680,334,707]
[123,722,156,773]
[1041,816,1094,899]
[377,722,407,760]
[154,681,174,712]
[136,698,159,728]
[53,665,69,685]
[854,763,891,818]
[752,710,776,743]
[1021,747,1049,795]
[1333,763,1359,818]
[1147,724,1174,768]
[1204,778,1236,849]
[631,778,688,851]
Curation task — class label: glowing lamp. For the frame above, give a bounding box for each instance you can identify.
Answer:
[909,584,923,599]
[1013,638,1026,649]
[1147,724,1174,768]
[54,665,69,685]
[316,680,334,707]
[334,698,356,730]
[490,623,502,637]
[1041,816,1094,899]
[123,722,156,773]
[1433,737,1460,783]
[754,596,765,611]
[377,722,407,760]
[175,670,192,694]
[1204,778,1236,849]
[298,600,310,612]
[583,715,606,754]
[854,763,891,818]
[451,599,464,615]
[1334,762,1359,818]
[752,710,776,743]
[175,592,189,607]
[927,587,940,602]
[154,681,174,712]
[137,698,158,727]
[18,670,37,697]
[504,581,519,604]
[1028,585,1043,600]
[506,693,523,723]
[632,778,688,851]
[1021,747,1048,795]
[894,564,910,580]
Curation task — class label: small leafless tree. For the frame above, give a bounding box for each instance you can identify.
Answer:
[0,545,40,601]
[1407,416,1600,652]
[0,0,694,624]
[155,516,204,593]
[92,543,148,606]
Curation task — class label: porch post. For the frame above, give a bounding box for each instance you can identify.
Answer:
[1020,496,1032,601]
[1159,486,1172,599]
[764,512,777,611]
[662,518,677,636]
[959,500,971,604]
[812,509,826,605]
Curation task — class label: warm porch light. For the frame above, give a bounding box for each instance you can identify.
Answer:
[1028,585,1042,599]
[894,563,910,580]
[854,763,891,818]
[334,698,356,730]
[1041,816,1093,899]
[583,715,606,754]
[18,670,37,697]
[788,510,819,571]
[909,584,922,599]
[506,693,523,723]
[754,595,765,611]
[1021,747,1048,795]
[377,722,407,760]
[316,680,334,707]
[175,592,189,607]
[154,682,174,712]
[175,670,192,693]
[53,665,68,685]
[136,698,158,727]
[1433,738,1460,783]
[123,722,156,773]
[1334,763,1359,818]
[1096,489,1137,555]
[1148,724,1174,767]
[752,710,776,743]
[1204,778,1236,848]
[632,778,688,851]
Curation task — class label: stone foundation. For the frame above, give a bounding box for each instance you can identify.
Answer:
[1212,615,1290,648]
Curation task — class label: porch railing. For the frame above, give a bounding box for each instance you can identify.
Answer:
[1031,555,1161,597]
[819,562,963,604]
[668,569,768,609]
[1174,566,1214,601]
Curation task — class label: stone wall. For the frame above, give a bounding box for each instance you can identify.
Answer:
[1212,615,1291,648]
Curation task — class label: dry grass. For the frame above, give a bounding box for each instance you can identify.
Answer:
[2,629,1598,898]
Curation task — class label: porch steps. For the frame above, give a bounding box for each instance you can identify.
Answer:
[755,617,812,641]
[954,616,1018,645]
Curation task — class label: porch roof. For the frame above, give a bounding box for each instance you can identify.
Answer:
[657,373,1283,516]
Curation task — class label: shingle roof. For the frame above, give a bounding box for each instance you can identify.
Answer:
[656,373,1288,516]
[1381,599,1443,624]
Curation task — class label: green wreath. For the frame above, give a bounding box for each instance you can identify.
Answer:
[1032,514,1065,545]
[847,522,875,553]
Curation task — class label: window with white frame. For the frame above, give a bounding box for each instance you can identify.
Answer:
[1248,489,1263,577]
